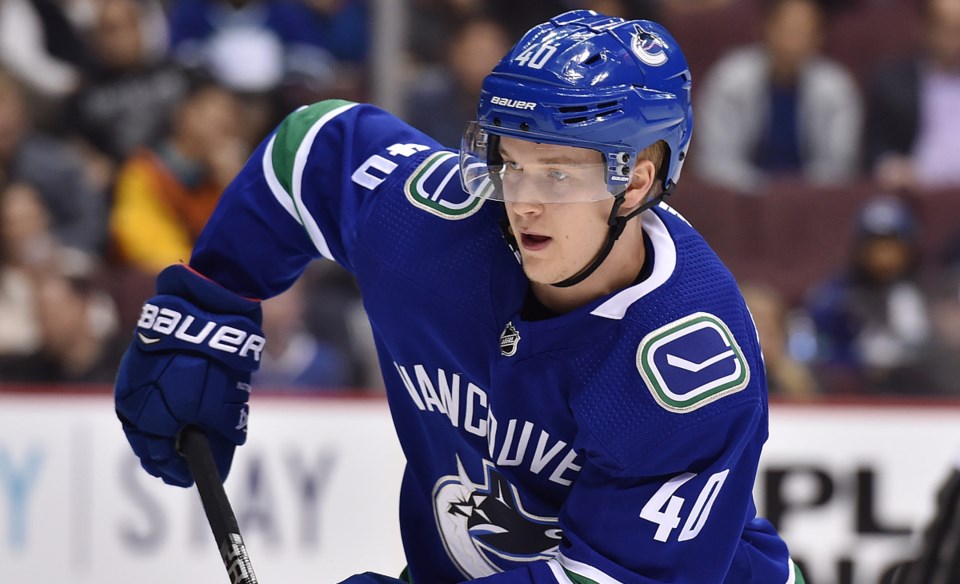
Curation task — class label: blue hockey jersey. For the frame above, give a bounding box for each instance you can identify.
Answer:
[190,100,799,584]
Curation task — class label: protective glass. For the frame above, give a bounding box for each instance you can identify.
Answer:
[459,122,627,204]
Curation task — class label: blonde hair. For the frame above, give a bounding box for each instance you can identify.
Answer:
[639,140,667,170]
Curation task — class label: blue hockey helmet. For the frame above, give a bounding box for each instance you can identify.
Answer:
[461,10,693,203]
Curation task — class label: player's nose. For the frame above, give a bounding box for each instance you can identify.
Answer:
[506,198,544,216]
[504,181,550,209]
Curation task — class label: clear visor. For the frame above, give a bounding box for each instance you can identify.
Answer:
[459,122,626,204]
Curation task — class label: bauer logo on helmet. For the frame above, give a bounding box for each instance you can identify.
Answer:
[491,96,538,110]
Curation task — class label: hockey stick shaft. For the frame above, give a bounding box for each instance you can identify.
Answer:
[178,426,259,584]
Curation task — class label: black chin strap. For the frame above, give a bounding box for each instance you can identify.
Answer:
[498,183,676,289]
[550,182,675,288]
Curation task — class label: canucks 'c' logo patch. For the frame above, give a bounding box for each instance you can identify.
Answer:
[636,312,750,413]
[405,152,484,220]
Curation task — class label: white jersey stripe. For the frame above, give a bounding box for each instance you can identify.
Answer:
[591,207,677,320]
[546,553,624,584]
[287,101,358,260]
[262,134,303,226]
[547,558,570,583]
[290,101,357,260]
[550,554,797,583]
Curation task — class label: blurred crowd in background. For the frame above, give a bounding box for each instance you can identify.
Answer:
[0,0,957,398]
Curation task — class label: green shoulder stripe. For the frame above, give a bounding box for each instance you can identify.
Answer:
[270,99,356,196]
[562,568,599,584]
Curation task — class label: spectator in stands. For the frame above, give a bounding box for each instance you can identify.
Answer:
[405,16,512,148]
[285,0,370,109]
[65,0,189,192]
[109,74,247,276]
[0,183,60,276]
[254,277,353,391]
[295,0,369,64]
[863,0,960,190]
[806,195,935,394]
[0,183,49,358]
[302,262,384,391]
[922,271,960,395]
[0,0,87,105]
[408,1,658,66]
[168,0,368,113]
[0,67,107,258]
[0,181,117,383]
[170,0,368,67]
[919,236,960,394]
[0,269,123,384]
[741,282,819,398]
[695,0,862,192]
[408,0,550,64]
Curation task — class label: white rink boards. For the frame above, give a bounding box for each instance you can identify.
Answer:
[1,392,958,584]
[0,393,407,584]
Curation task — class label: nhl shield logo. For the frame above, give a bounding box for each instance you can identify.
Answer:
[499,321,520,357]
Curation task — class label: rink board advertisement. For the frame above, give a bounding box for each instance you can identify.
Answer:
[1,392,958,584]
[0,393,407,584]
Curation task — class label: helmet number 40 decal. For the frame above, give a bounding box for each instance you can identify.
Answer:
[640,469,729,543]
[514,42,559,69]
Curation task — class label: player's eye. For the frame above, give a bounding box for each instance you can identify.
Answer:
[505,160,522,171]
[546,169,569,181]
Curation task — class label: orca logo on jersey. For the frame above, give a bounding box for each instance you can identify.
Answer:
[434,456,561,578]
[499,322,520,357]
[636,312,749,413]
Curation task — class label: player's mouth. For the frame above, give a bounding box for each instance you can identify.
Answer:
[520,232,552,251]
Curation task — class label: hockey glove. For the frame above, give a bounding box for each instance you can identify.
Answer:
[115,264,265,487]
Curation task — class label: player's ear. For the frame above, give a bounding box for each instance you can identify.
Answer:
[620,158,657,214]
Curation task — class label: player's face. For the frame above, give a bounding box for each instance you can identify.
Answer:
[459,123,616,203]
[499,137,617,285]
[495,136,610,204]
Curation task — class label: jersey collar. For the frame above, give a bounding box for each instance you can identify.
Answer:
[590,204,678,320]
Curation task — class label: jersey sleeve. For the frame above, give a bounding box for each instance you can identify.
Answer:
[189,99,443,299]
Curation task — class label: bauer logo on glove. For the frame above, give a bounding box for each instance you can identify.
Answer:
[132,295,265,373]
[136,301,265,362]
[115,264,264,487]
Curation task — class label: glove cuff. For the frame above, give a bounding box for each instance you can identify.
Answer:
[158,264,262,325]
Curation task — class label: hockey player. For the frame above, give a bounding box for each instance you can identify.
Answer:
[115,10,804,583]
